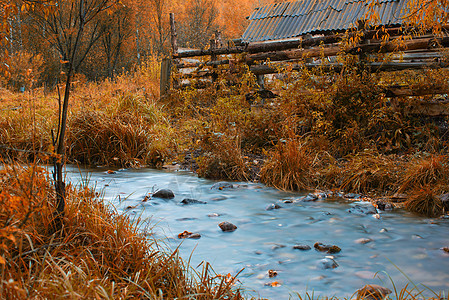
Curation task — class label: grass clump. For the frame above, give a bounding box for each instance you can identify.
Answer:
[67,94,174,167]
[404,187,444,217]
[0,164,243,299]
[260,139,314,191]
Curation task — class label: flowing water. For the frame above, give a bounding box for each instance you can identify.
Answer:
[67,166,449,299]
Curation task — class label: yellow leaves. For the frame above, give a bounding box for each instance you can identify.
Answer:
[0,255,5,265]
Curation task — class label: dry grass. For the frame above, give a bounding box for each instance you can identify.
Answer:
[196,134,250,181]
[322,150,403,194]
[67,93,174,167]
[404,187,444,217]
[0,164,243,299]
[260,139,314,191]
[398,154,449,193]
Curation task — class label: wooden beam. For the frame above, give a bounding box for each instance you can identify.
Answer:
[245,37,449,64]
[385,85,449,97]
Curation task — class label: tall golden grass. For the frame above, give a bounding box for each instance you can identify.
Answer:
[0,164,243,299]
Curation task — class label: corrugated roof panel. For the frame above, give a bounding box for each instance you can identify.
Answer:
[242,0,412,42]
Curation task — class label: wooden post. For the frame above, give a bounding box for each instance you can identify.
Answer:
[215,30,223,48]
[170,13,178,55]
[257,74,265,90]
[210,38,218,82]
[160,57,172,96]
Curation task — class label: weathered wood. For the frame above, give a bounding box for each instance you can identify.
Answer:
[170,13,178,55]
[176,59,231,69]
[405,101,449,116]
[348,36,449,55]
[385,85,449,97]
[246,46,341,64]
[215,30,223,48]
[249,61,449,75]
[160,58,172,96]
[246,37,449,64]
[175,46,245,58]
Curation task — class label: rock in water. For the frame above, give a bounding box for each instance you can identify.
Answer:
[357,284,392,300]
[180,198,206,205]
[177,231,201,239]
[265,203,282,210]
[293,245,311,250]
[218,221,237,232]
[355,238,373,244]
[314,242,341,253]
[153,189,175,199]
[211,182,234,190]
[348,204,377,215]
[317,258,338,269]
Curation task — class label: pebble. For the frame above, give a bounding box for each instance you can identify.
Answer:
[293,245,312,251]
[265,203,282,210]
[355,238,373,244]
[348,204,377,215]
[177,231,201,239]
[207,213,221,217]
[211,182,234,190]
[356,284,392,300]
[218,221,237,232]
[318,258,338,269]
[180,198,207,205]
[153,189,175,199]
[345,193,362,199]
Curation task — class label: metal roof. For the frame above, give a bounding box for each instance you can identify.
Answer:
[242,0,410,42]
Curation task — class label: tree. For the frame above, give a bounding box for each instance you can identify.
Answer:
[29,0,118,226]
[101,4,132,78]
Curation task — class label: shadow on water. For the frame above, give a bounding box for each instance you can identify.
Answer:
[66,165,449,299]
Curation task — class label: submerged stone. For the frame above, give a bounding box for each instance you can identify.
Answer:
[265,203,282,210]
[153,189,175,199]
[355,238,373,244]
[180,198,207,205]
[211,182,234,190]
[348,204,377,215]
[345,193,362,199]
[293,244,311,251]
[318,258,338,269]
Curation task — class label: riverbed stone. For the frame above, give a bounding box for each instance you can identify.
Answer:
[265,203,282,210]
[177,230,201,239]
[317,258,338,269]
[375,200,393,211]
[345,193,362,199]
[314,242,341,253]
[180,198,207,205]
[301,193,319,202]
[348,204,377,215]
[355,238,373,244]
[153,189,175,199]
[218,221,237,232]
[293,244,311,250]
[356,284,392,300]
[211,182,234,190]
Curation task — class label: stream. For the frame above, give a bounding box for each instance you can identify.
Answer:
[67,166,449,299]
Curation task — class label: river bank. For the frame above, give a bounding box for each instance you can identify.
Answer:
[0,62,448,219]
